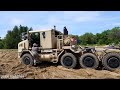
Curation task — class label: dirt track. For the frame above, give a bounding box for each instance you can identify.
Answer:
[0,49,120,79]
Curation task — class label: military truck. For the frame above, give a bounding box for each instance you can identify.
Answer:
[95,46,120,71]
[18,26,99,69]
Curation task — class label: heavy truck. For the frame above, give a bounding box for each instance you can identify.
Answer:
[18,26,99,69]
[18,26,120,71]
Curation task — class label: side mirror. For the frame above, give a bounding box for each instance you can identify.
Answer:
[42,32,46,38]
[21,32,27,40]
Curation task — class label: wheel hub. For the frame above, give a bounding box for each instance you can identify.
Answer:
[83,57,95,67]
[107,57,120,68]
[24,57,30,65]
[63,57,73,66]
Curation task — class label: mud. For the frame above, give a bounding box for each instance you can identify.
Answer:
[0,49,120,79]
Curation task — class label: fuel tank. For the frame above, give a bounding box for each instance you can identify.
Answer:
[39,54,57,61]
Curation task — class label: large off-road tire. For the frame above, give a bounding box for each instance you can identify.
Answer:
[102,52,120,71]
[60,53,77,69]
[79,53,99,69]
[21,54,34,66]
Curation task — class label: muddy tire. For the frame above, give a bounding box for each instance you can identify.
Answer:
[79,53,99,69]
[21,54,34,66]
[60,53,77,69]
[102,52,120,71]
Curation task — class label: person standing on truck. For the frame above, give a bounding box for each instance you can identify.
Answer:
[70,36,77,45]
[32,43,41,65]
[63,26,68,35]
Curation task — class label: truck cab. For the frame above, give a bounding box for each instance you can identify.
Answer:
[18,26,98,70]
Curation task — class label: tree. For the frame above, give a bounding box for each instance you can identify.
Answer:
[79,33,96,45]
[3,25,32,49]
[109,27,120,44]
[2,25,120,49]
[96,30,111,45]
[0,37,4,49]
[96,27,120,45]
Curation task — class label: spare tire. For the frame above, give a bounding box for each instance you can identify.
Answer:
[79,53,99,69]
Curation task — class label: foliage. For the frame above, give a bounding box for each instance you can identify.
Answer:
[79,27,120,45]
[1,26,120,49]
[0,25,32,49]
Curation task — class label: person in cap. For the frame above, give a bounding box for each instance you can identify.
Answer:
[32,43,41,65]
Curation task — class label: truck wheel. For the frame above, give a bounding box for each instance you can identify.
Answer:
[79,53,99,69]
[21,54,34,66]
[60,53,77,69]
[102,52,120,71]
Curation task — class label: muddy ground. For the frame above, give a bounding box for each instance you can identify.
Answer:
[0,49,120,79]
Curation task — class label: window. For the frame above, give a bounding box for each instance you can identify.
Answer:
[55,31,60,37]
[30,32,40,47]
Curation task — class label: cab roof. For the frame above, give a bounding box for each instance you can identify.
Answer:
[29,29,52,33]
[29,29,62,34]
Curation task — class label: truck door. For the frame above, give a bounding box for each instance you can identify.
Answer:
[30,32,40,47]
